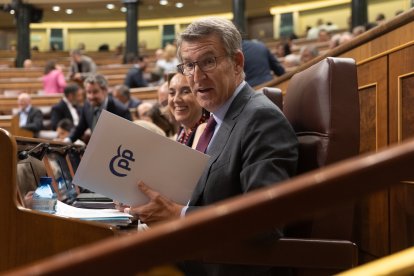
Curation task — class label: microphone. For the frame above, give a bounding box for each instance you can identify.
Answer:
[18,143,50,161]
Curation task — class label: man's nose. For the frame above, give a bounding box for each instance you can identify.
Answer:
[192,64,206,81]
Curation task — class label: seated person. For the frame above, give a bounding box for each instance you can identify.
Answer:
[17,93,43,137]
[66,74,132,143]
[124,17,298,275]
[299,45,319,64]
[55,118,85,146]
[157,82,169,107]
[141,104,177,137]
[23,59,33,69]
[42,60,67,94]
[112,84,142,109]
[68,49,97,83]
[124,53,149,89]
[242,39,285,87]
[50,83,81,130]
[167,73,209,148]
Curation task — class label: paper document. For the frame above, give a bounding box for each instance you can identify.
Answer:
[73,110,209,206]
[55,200,132,219]
[55,200,132,226]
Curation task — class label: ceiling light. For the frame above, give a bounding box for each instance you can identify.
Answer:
[120,7,127,12]
[159,0,168,6]
[65,9,73,15]
[175,2,184,8]
[106,4,115,10]
[9,9,15,14]
[52,6,60,12]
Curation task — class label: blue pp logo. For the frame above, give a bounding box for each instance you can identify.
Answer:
[109,145,135,177]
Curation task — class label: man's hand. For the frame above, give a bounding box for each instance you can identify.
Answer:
[128,181,184,226]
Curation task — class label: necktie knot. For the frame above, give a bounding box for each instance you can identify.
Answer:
[195,116,217,153]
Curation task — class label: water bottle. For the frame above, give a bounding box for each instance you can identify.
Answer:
[32,176,57,214]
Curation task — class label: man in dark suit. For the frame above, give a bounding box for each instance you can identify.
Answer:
[17,93,43,137]
[50,83,81,130]
[124,54,149,89]
[112,84,142,109]
[66,74,132,143]
[128,17,298,275]
[242,39,285,87]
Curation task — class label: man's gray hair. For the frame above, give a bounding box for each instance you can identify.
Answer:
[176,17,242,62]
[114,84,131,99]
[84,74,108,90]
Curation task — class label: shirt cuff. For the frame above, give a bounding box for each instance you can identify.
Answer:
[180,206,188,217]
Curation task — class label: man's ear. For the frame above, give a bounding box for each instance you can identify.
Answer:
[233,50,244,74]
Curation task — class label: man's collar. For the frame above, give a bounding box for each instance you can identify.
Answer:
[21,105,31,113]
[212,80,246,124]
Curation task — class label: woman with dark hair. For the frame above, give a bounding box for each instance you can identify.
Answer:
[144,104,177,137]
[167,73,209,148]
[42,60,66,94]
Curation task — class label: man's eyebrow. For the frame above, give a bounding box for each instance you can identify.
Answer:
[183,51,216,62]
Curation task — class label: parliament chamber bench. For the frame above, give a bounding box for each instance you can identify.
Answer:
[0,48,158,69]
[0,86,158,138]
[0,64,131,79]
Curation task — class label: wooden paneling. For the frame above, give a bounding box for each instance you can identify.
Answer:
[358,85,377,154]
[357,56,389,152]
[389,45,414,144]
[388,44,414,254]
[355,57,389,261]
[400,76,414,139]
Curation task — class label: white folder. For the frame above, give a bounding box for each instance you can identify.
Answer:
[73,110,209,206]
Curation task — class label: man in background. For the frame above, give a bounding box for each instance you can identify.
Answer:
[50,83,81,130]
[157,81,169,107]
[66,74,132,143]
[17,93,43,137]
[124,53,149,89]
[69,49,96,83]
[242,39,285,87]
[112,84,142,109]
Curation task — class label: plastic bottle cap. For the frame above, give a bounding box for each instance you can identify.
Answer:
[39,176,52,185]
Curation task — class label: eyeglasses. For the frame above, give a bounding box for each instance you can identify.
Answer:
[177,55,227,76]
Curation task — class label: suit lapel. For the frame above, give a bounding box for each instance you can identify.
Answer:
[84,102,94,127]
[62,101,73,120]
[190,86,253,205]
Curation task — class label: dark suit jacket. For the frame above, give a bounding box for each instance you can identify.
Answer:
[127,97,142,109]
[69,96,132,142]
[20,106,43,136]
[124,66,148,89]
[50,99,81,130]
[242,40,285,87]
[185,84,298,275]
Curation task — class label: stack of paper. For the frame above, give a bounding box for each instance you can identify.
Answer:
[55,200,133,226]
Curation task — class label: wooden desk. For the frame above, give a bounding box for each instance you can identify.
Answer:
[0,130,117,272]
